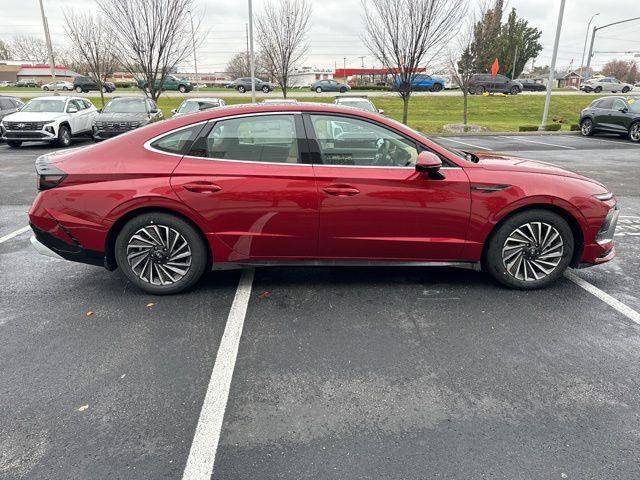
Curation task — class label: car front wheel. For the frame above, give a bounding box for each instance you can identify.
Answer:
[56,125,72,147]
[75,86,83,93]
[431,83,443,92]
[510,86,520,95]
[630,122,640,143]
[484,209,574,289]
[622,86,630,93]
[315,87,322,93]
[580,118,594,136]
[237,85,246,93]
[179,85,187,93]
[594,86,602,93]
[114,212,208,294]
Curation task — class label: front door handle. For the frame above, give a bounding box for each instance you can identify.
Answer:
[323,184,360,196]
[183,181,222,194]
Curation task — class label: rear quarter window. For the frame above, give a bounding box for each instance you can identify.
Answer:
[150,125,203,154]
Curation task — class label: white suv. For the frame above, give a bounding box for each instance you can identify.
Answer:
[0,96,98,148]
[580,77,633,94]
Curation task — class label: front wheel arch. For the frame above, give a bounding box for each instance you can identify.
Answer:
[482,204,585,269]
[105,206,211,271]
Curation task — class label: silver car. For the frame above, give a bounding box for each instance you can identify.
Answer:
[171,97,226,116]
[581,77,633,94]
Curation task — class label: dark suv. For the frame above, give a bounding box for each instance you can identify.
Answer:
[74,76,116,94]
[0,96,24,142]
[92,97,164,141]
[468,74,522,95]
[226,77,274,93]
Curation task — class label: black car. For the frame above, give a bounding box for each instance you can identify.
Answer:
[226,77,273,93]
[517,78,546,91]
[0,96,24,142]
[74,76,116,94]
[468,74,522,95]
[15,80,37,88]
[579,96,640,142]
[92,97,164,141]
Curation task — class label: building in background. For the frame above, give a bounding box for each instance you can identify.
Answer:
[0,63,79,84]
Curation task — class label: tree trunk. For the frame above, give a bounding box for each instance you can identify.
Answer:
[282,84,287,98]
[402,95,410,125]
[98,80,105,109]
[463,90,468,128]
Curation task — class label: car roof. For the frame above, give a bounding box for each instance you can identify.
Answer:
[183,97,224,102]
[29,96,72,101]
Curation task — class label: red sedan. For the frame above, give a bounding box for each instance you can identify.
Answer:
[29,103,618,294]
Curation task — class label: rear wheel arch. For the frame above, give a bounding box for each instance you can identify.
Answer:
[482,203,585,268]
[105,206,211,271]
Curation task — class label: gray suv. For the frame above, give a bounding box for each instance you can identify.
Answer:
[227,77,274,93]
[468,74,522,95]
[0,96,24,142]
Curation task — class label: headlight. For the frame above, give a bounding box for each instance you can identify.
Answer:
[593,192,614,201]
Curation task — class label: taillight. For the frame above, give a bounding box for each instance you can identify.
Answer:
[36,155,67,190]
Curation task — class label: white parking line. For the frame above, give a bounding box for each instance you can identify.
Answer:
[585,136,640,147]
[565,271,640,326]
[182,268,255,480]
[436,137,493,151]
[0,226,30,244]
[498,136,576,150]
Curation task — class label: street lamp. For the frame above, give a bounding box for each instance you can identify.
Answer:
[248,0,256,103]
[539,0,565,131]
[586,16,640,77]
[187,10,199,90]
[579,13,599,83]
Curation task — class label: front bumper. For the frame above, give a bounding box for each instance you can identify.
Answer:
[2,129,57,142]
[578,204,619,267]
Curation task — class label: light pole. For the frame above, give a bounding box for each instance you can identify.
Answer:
[248,0,256,103]
[539,0,565,131]
[38,0,58,95]
[188,10,199,90]
[579,13,599,82]
[586,16,640,78]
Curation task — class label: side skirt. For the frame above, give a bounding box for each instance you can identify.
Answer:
[212,260,482,271]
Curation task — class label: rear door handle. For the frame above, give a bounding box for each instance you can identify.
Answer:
[183,181,222,194]
[323,184,360,196]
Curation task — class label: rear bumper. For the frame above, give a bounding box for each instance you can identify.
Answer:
[30,223,105,267]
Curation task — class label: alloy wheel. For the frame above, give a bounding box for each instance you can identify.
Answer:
[630,123,640,142]
[501,222,564,282]
[126,225,192,285]
[581,119,592,136]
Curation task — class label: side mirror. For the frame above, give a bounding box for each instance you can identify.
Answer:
[67,107,78,114]
[151,108,159,114]
[97,108,102,113]
[378,109,385,115]
[619,108,628,113]
[415,151,443,179]
[171,109,177,114]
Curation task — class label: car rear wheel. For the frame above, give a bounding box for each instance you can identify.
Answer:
[431,83,443,92]
[339,87,347,93]
[261,85,270,93]
[630,122,640,143]
[594,86,602,93]
[475,85,485,95]
[237,85,246,93]
[179,85,187,93]
[63,86,69,91]
[484,209,574,289]
[43,86,49,91]
[75,86,83,93]
[56,125,72,147]
[510,86,520,95]
[6,140,22,148]
[115,212,208,294]
[622,86,630,93]
[315,87,323,93]
[580,118,594,136]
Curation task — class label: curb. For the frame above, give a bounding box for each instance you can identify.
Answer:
[434,130,580,138]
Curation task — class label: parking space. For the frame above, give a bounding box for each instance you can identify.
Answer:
[2,133,640,479]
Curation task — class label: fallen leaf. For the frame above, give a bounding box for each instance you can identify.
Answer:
[78,405,89,412]
[120,374,126,379]
[146,302,156,309]
[258,291,271,299]
[86,311,94,317]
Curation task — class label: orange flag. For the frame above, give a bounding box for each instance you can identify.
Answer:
[491,58,499,78]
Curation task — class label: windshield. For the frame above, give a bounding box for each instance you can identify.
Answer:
[178,100,219,114]
[340,101,376,112]
[22,99,66,113]
[103,99,147,113]
[627,97,640,113]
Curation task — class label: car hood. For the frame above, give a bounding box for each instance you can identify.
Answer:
[96,112,149,122]
[474,152,606,188]
[2,111,67,122]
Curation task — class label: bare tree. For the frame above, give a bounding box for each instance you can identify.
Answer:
[10,35,50,64]
[96,0,201,101]
[362,0,466,124]
[225,51,270,81]
[64,12,119,107]
[256,0,311,98]
[0,39,10,61]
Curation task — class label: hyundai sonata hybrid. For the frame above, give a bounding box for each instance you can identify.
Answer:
[29,103,618,294]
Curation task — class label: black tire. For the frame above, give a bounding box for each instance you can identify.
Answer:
[63,86,69,91]
[179,85,187,93]
[261,85,270,93]
[315,86,323,93]
[580,118,594,136]
[431,83,443,92]
[75,86,83,93]
[629,122,640,143]
[475,85,486,95]
[102,86,108,93]
[114,212,208,295]
[622,86,630,93]
[237,85,246,93]
[56,125,72,147]
[6,140,22,148]
[43,86,49,91]
[510,85,520,95]
[339,86,347,93]
[594,86,602,93]
[483,209,574,289]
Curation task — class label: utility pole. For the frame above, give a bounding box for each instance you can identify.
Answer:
[38,0,57,95]
[511,45,518,79]
[359,56,365,68]
[248,0,256,103]
[579,13,599,83]
[539,0,565,131]
[188,10,199,90]
[586,16,640,79]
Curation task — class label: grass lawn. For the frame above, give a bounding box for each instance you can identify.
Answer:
[14,92,605,134]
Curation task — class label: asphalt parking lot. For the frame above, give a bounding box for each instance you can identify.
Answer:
[2,133,640,479]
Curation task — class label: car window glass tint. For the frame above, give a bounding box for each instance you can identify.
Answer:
[613,99,627,110]
[598,98,614,109]
[151,125,201,154]
[0,99,11,109]
[310,114,418,167]
[200,115,299,163]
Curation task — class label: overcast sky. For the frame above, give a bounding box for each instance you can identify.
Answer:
[1,0,639,73]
